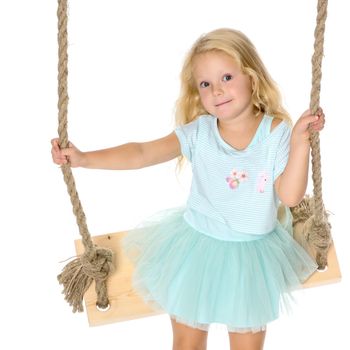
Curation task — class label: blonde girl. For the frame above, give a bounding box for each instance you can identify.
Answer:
[52,28,325,350]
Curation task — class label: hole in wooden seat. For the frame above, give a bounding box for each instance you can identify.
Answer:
[317,265,328,273]
[96,303,111,312]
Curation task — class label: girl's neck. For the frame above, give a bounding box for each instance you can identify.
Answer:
[218,112,263,135]
[217,113,264,151]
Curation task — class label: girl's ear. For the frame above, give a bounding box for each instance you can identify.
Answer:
[251,80,255,93]
[249,73,257,94]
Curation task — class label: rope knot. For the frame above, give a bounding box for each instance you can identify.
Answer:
[303,216,332,270]
[81,247,114,281]
[58,246,114,313]
[290,195,332,270]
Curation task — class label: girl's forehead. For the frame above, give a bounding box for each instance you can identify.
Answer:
[192,51,240,76]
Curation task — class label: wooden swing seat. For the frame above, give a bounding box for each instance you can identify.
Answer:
[74,222,341,327]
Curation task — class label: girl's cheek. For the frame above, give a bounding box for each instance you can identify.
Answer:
[200,92,209,104]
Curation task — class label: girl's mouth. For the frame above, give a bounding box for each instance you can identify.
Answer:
[215,99,232,107]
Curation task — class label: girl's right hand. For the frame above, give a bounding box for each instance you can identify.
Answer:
[51,138,85,168]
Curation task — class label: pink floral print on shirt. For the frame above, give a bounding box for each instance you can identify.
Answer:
[226,169,248,189]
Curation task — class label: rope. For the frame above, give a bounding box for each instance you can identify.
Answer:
[56,0,113,313]
[309,0,327,223]
[291,0,332,270]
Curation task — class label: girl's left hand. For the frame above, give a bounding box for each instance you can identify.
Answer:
[291,107,325,145]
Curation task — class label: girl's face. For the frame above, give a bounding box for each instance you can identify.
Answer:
[192,51,253,122]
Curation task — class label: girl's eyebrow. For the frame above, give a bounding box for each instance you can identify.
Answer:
[195,68,236,79]
[193,73,206,81]
[193,76,208,86]
[195,72,232,83]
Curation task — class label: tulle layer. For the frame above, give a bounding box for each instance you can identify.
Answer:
[121,207,317,333]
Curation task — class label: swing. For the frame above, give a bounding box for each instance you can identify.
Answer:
[56,0,341,327]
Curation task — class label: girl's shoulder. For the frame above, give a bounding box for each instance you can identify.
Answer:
[257,115,291,152]
[266,115,292,136]
[270,117,283,132]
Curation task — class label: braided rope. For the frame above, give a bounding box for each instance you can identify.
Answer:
[57,0,113,312]
[306,0,332,269]
[290,0,331,269]
[310,0,327,223]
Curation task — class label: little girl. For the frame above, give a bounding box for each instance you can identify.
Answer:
[52,28,325,350]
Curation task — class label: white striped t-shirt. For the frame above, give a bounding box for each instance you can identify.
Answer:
[174,114,292,241]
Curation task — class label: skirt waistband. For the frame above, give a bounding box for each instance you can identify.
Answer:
[184,210,277,242]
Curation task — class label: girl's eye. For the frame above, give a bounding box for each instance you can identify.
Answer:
[223,74,233,82]
[199,81,210,88]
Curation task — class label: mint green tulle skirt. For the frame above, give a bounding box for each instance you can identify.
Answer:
[121,207,317,333]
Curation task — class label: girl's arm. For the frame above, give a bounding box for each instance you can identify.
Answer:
[51,131,181,170]
[274,108,325,207]
[274,142,310,207]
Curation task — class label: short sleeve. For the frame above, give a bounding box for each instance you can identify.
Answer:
[273,124,292,182]
[174,119,199,161]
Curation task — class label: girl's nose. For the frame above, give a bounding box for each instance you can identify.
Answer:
[212,84,224,96]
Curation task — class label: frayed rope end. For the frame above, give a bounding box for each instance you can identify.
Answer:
[57,256,93,313]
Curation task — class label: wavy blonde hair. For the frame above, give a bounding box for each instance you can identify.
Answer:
[175,28,292,127]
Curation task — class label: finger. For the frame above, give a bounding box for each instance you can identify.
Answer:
[58,155,69,164]
[52,145,63,159]
[61,148,72,157]
[51,146,67,161]
[51,145,60,158]
[318,115,325,124]
[305,114,320,125]
[317,112,325,120]
[314,114,325,126]
[312,125,324,132]
[51,138,62,152]
[311,118,325,130]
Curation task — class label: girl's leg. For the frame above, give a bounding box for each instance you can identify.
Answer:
[228,329,266,350]
[170,317,209,350]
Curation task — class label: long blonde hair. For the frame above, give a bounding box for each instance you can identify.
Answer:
[175,28,292,127]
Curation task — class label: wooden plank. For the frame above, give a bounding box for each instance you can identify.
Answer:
[75,230,341,326]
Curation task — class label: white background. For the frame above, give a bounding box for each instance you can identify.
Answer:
[1,0,349,349]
